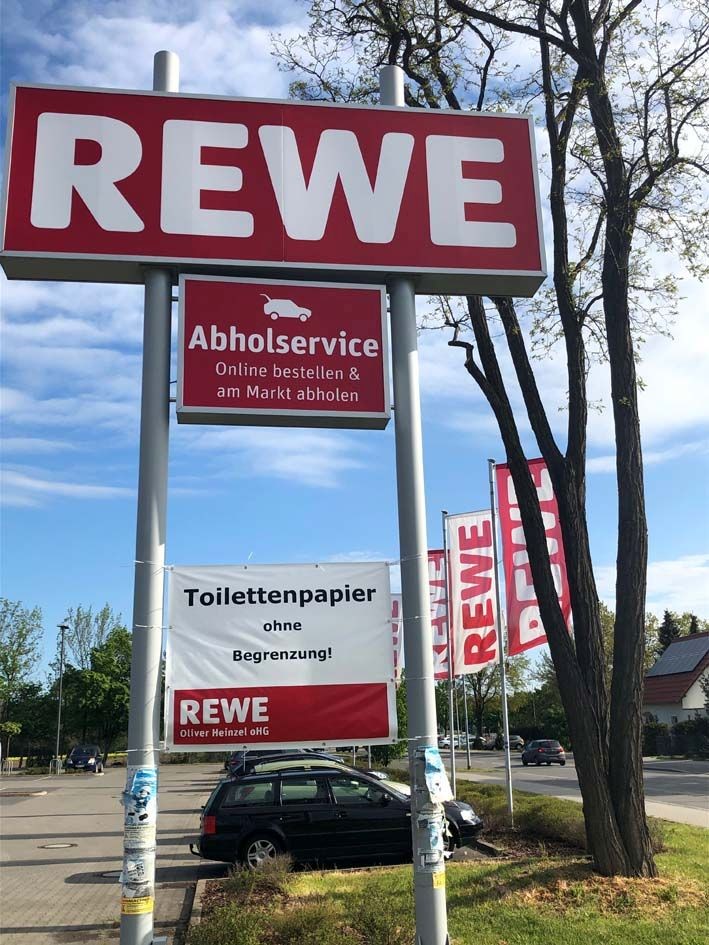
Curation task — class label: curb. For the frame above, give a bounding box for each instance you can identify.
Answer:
[0,789,48,797]
[188,878,209,929]
[474,838,503,857]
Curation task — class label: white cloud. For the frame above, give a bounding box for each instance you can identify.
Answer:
[595,553,709,619]
[1,468,133,507]
[587,438,709,473]
[418,273,709,468]
[177,426,369,489]
[1,437,77,454]
[3,1,306,98]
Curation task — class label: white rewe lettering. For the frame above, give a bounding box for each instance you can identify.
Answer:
[161,120,253,237]
[179,696,270,725]
[259,126,414,242]
[426,135,516,248]
[31,113,144,231]
[179,699,200,724]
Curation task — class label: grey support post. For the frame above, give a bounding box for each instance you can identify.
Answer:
[120,49,179,945]
[381,65,450,945]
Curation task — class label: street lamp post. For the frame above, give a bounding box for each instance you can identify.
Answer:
[54,623,68,770]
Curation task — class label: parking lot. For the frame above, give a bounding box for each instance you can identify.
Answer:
[0,764,225,944]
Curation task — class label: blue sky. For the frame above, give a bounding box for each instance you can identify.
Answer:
[1,1,708,677]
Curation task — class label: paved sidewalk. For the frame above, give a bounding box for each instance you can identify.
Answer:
[0,764,226,944]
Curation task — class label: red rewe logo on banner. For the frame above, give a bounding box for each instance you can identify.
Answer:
[2,86,545,293]
[495,460,572,656]
[177,276,389,429]
[446,511,498,675]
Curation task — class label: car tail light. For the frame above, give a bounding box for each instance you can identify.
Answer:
[203,815,216,835]
[538,747,545,752]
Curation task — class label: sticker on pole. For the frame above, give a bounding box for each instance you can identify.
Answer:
[164,562,396,750]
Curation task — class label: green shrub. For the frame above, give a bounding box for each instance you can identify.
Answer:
[269,895,342,945]
[187,904,263,945]
[222,854,292,901]
[350,890,415,945]
[642,719,669,756]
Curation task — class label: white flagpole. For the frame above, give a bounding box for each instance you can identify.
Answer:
[489,459,514,826]
[462,674,472,769]
[442,510,456,797]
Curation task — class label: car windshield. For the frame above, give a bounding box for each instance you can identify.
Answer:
[72,746,97,755]
[540,740,561,748]
[381,779,410,799]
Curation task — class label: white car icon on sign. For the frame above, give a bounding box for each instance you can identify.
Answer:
[261,294,312,322]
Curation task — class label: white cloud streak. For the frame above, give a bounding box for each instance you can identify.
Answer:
[595,553,709,619]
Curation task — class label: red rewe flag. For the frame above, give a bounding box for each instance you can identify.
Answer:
[495,459,572,656]
[446,511,499,675]
[427,550,450,680]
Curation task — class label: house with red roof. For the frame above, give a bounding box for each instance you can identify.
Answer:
[643,632,709,725]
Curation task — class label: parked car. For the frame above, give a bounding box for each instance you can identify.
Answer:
[228,752,389,782]
[65,745,104,773]
[225,749,344,778]
[508,735,525,751]
[438,736,451,749]
[473,733,498,750]
[191,767,483,868]
[521,739,566,766]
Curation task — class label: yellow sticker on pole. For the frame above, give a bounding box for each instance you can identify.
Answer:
[432,871,446,889]
[121,896,154,915]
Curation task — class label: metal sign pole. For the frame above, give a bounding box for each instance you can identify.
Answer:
[120,49,178,945]
[488,459,515,826]
[381,64,450,945]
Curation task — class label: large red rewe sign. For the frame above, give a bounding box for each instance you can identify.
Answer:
[1,85,546,293]
[178,276,389,428]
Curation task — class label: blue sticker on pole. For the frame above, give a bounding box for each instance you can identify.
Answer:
[424,747,454,802]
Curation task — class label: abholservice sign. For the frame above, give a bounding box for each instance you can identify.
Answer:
[165,562,396,750]
[2,85,545,294]
[177,275,389,429]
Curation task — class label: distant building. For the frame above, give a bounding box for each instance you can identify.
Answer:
[643,632,709,725]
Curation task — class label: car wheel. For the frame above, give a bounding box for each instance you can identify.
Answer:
[546,761,551,765]
[299,314,308,321]
[522,759,528,766]
[241,834,283,869]
[270,313,278,320]
[560,760,566,766]
[535,760,541,766]
[444,821,457,853]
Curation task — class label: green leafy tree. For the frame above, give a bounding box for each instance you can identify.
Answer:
[675,612,708,636]
[657,610,682,655]
[63,604,124,670]
[274,0,709,877]
[4,681,57,762]
[0,599,43,720]
[0,720,22,759]
[61,626,131,751]
[372,674,409,764]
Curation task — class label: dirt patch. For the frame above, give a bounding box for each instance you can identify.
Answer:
[515,866,707,917]
[483,830,584,859]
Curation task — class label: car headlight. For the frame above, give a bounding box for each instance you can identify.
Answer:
[459,809,478,823]
[88,757,95,764]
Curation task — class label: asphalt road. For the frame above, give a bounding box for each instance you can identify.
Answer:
[439,751,709,828]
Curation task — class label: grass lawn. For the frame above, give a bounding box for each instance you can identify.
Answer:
[188,787,709,945]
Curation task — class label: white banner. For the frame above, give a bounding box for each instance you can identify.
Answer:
[446,510,499,676]
[165,562,396,750]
